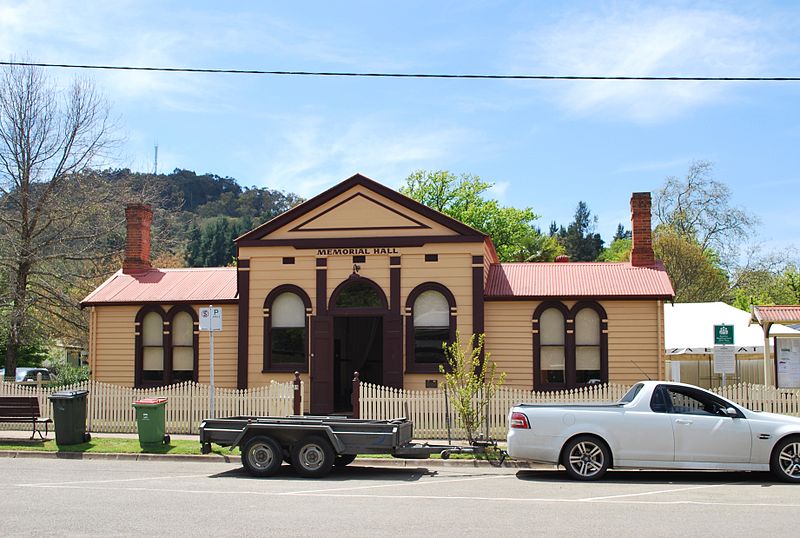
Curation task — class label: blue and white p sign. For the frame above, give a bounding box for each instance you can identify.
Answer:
[199,306,223,331]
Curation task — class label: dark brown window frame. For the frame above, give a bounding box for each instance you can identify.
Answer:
[532,300,608,391]
[135,305,199,388]
[166,304,199,383]
[263,284,312,373]
[405,282,457,374]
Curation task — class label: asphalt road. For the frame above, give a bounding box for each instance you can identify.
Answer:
[3,457,798,537]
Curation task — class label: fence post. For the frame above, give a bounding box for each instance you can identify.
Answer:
[351,371,360,419]
[293,371,302,415]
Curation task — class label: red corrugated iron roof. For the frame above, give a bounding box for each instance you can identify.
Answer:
[485,262,674,299]
[751,305,800,324]
[81,268,238,306]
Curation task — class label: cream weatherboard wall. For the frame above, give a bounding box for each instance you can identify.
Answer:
[484,299,664,389]
[239,242,484,399]
[88,303,239,388]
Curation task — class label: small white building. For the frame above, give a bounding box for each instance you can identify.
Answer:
[664,302,799,387]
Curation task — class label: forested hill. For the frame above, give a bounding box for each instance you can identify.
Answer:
[104,168,303,267]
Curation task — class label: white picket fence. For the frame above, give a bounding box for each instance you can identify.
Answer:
[712,383,800,416]
[0,379,299,434]
[360,382,631,440]
[360,382,800,440]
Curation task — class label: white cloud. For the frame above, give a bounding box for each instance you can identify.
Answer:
[251,113,476,197]
[614,157,695,175]
[487,181,509,201]
[509,4,778,122]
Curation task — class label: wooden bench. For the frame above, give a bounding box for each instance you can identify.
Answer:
[0,396,52,440]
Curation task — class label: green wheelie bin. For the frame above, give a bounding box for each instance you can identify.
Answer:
[48,390,91,445]
[132,397,170,446]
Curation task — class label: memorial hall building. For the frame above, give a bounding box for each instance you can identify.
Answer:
[81,174,674,413]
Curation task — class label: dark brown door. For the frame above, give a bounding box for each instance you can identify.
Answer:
[310,315,333,414]
[383,315,403,389]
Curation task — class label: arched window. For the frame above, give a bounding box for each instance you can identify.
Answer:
[264,285,311,372]
[575,307,601,384]
[533,301,608,390]
[539,307,566,385]
[169,307,198,383]
[333,279,384,309]
[142,311,165,383]
[406,283,456,373]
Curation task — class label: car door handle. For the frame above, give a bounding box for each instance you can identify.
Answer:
[675,419,693,425]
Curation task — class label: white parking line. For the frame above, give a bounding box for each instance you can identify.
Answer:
[12,483,800,508]
[16,474,210,487]
[577,482,740,501]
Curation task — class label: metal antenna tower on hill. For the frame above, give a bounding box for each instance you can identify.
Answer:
[153,143,158,175]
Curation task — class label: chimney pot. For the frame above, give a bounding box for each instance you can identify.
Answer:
[555,255,570,263]
[630,192,655,267]
[122,203,153,274]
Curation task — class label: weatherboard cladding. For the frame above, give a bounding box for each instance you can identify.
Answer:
[484,262,674,299]
[81,268,238,305]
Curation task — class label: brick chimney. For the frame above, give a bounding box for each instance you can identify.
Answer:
[630,192,655,267]
[122,204,153,274]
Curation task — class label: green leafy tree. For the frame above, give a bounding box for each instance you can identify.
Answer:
[510,229,564,262]
[401,170,539,262]
[653,229,728,302]
[49,362,90,387]
[731,265,800,310]
[613,224,631,241]
[439,332,505,443]
[186,217,251,267]
[597,238,631,262]
[557,201,604,261]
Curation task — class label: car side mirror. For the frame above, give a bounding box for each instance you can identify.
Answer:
[725,407,738,418]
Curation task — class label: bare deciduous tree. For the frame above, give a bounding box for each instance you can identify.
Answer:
[0,62,119,380]
[654,160,758,260]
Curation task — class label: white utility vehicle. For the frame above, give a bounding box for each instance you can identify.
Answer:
[507,381,800,482]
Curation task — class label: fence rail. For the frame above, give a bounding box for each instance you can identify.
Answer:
[359,382,800,440]
[0,379,300,435]
[359,382,631,440]
[712,383,800,415]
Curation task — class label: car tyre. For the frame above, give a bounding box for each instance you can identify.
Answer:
[241,435,283,478]
[291,435,335,478]
[770,436,800,483]
[562,435,610,481]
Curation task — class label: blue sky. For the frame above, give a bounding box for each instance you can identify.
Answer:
[2,0,799,252]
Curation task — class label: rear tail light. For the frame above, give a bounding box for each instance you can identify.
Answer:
[510,412,530,429]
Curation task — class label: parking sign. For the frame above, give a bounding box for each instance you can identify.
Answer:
[199,306,222,331]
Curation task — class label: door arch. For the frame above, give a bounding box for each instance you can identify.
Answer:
[317,276,390,412]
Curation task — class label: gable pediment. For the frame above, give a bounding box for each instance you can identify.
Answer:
[290,192,430,233]
[237,174,486,244]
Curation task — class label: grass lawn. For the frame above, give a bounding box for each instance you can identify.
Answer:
[0,437,506,461]
[0,437,239,456]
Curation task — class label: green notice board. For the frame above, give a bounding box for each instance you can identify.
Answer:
[714,324,734,346]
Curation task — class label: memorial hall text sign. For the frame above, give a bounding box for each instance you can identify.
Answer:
[316,248,401,256]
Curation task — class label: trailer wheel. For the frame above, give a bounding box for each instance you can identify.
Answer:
[335,454,357,467]
[242,435,283,478]
[291,435,335,478]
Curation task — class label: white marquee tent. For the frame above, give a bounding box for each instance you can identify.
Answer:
[664,302,800,356]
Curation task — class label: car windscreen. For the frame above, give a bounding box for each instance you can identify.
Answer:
[618,383,644,404]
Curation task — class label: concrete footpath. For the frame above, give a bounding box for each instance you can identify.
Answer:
[0,428,547,469]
